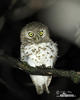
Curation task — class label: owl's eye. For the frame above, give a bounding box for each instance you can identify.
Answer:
[28,32,34,37]
[39,31,44,36]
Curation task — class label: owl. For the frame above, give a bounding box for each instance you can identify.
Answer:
[20,22,58,94]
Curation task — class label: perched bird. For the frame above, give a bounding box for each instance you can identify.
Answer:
[20,22,58,94]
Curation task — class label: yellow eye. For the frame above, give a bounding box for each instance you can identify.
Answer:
[28,32,34,37]
[39,31,44,36]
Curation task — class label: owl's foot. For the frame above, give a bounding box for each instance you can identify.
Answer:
[36,64,46,68]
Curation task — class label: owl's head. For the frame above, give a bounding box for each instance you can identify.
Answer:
[20,22,50,44]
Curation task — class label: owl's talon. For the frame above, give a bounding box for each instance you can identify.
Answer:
[36,65,45,68]
[39,65,46,68]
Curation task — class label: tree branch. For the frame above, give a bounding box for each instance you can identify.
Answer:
[0,54,80,84]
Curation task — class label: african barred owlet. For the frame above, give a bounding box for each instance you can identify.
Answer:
[20,22,58,94]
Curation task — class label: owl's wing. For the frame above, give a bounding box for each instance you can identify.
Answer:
[20,45,26,61]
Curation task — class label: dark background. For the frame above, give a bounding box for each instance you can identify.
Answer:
[0,0,80,100]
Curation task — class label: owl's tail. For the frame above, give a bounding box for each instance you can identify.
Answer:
[35,84,50,95]
[30,75,52,94]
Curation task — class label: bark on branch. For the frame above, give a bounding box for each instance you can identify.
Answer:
[0,54,80,84]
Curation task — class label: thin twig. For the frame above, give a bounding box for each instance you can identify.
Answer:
[0,54,80,83]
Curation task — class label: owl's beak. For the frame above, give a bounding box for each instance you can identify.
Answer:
[35,36,40,43]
